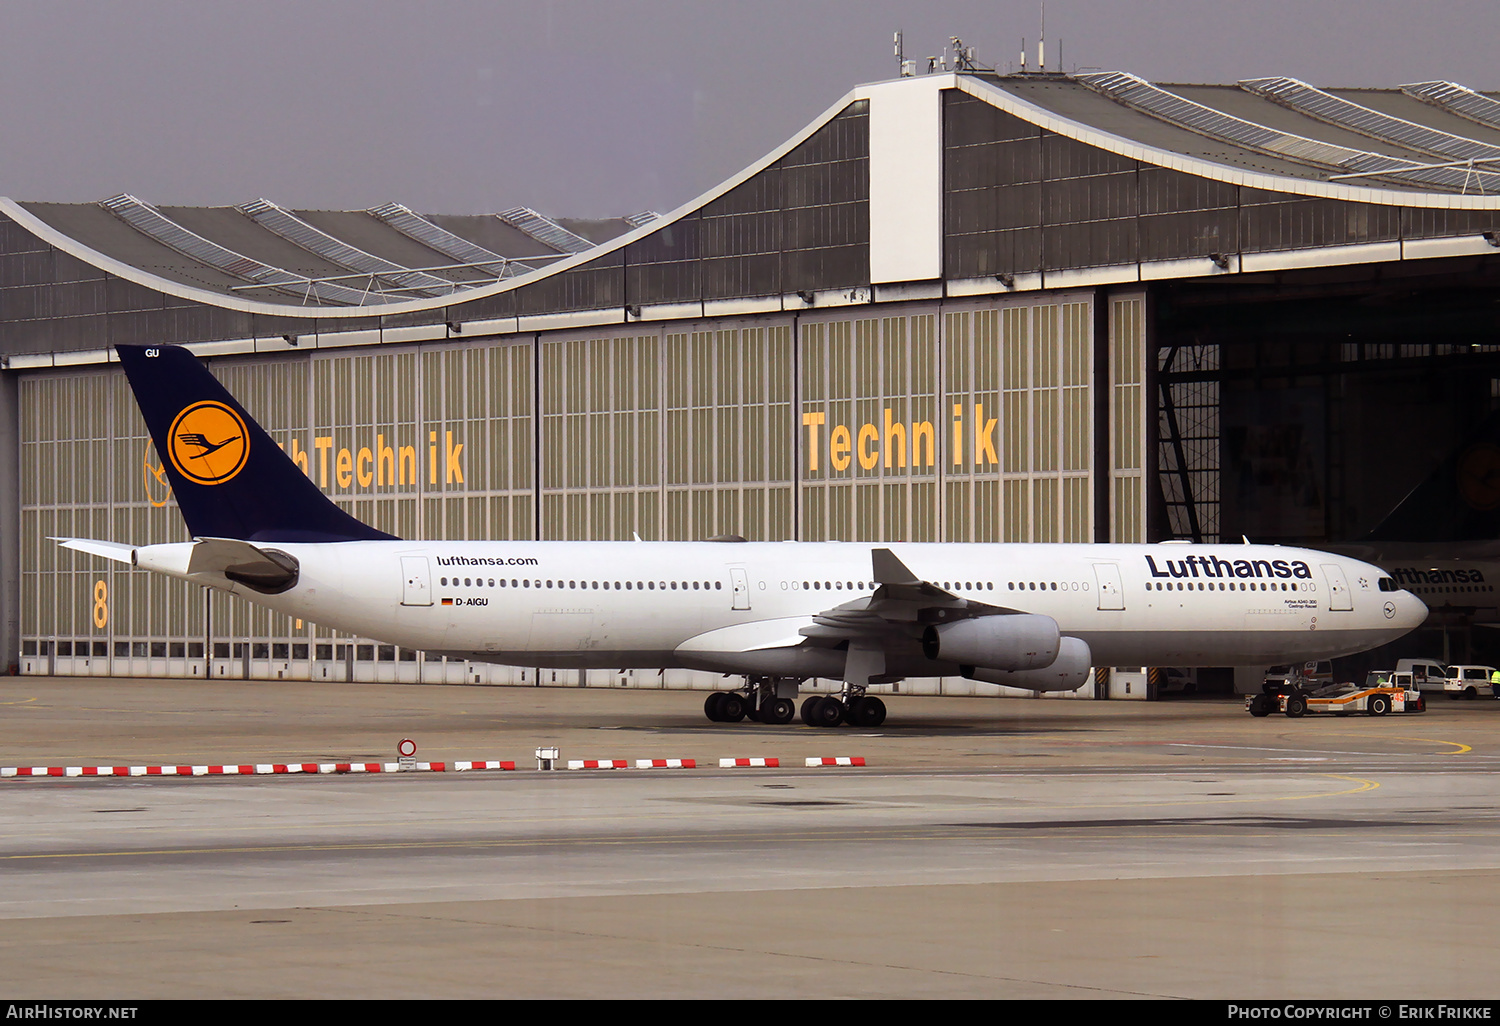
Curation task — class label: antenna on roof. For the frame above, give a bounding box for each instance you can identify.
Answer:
[1020,37,1027,73]
[888,31,912,77]
[950,37,978,71]
[1039,2,1046,73]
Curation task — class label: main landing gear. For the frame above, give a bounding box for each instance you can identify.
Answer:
[704,676,797,724]
[703,677,886,728]
[800,693,886,728]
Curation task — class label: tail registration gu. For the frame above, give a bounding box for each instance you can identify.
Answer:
[56,345,1427,728]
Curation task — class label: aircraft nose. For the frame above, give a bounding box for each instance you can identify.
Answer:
[1393,591,1428,629]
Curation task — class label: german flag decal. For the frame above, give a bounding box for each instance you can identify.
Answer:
[441,598,453,606]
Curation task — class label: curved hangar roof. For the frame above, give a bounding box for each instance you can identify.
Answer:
[0,194,655,308]
[5,69,1500,327]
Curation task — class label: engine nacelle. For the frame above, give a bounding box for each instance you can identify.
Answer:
[962,637,1093,692]
[921,613,1060,671]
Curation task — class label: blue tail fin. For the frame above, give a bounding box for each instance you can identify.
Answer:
[117,345,396,542]
[1364,407,1500,543]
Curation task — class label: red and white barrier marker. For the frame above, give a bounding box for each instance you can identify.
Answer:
[0,760,516,778]
[2,754,863,778]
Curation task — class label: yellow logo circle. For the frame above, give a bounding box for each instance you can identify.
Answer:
[167,401,249,486]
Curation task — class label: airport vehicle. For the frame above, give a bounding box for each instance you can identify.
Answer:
[1248,678,1425,717]
[1442,665,1497,699]
[1394,658,1452,693]
[57,345,1428,727]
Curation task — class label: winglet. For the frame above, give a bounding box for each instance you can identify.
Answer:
[872,547,920,585]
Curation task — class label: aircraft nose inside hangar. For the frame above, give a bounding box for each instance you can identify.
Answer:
[4,67,1500,687]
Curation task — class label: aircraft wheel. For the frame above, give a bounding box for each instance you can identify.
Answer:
[807,696,845,728]
[800,696,822,724]
[1368,695,1390,716]
[718,693,747,722]
[763,697,795,724]
[848,696,886,727]
[704,692,726,722]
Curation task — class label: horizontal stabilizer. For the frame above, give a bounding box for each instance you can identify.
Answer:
[53,536,299,595]
[53,538,136,565]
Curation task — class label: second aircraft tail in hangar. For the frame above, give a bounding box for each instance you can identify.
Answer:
[117,345,394,544]
[1363,406,1500,549]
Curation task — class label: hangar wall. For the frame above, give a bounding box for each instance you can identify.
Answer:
[17,287,1147,685]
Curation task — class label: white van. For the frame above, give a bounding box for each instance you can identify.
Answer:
[1394,659,1452,693]
[1443,665,1497,699]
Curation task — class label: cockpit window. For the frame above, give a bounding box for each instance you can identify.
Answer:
[1378,577,1399,592]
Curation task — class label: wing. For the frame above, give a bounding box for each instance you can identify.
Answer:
[675,547,1029,685]
[798,547,1022,645]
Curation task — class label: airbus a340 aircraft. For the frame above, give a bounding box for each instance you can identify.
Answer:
[57,345,1426,727]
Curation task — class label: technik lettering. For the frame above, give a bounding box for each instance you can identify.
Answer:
[274,430,465,490]
[1146,554,1313,580]
[802,404,999,474]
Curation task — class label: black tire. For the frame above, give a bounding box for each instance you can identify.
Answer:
[808,695,845,728]
[864,696,886,727]
[763,697,795,724]
[1466,687,1478,700]
[800,696,822,724]
[1369,695,1390,716]
[719,693,746,722]
[1284,696,1306,718]
[1248,695,1272,717]
[848,696,881,727]
[704,692,726,722]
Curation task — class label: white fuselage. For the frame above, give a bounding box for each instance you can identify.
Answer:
[134,539,1427,677]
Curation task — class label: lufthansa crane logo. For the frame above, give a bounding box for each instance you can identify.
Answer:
[167,401,249,486]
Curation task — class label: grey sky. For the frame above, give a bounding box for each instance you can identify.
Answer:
[1,0,1497,217]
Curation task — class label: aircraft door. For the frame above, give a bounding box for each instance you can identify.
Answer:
[730,567,751,610]
[401,556,433,607]
[1093,563,1125,610]
[1321,564,1353,611]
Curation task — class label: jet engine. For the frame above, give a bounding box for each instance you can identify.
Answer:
[921,613,1060,670]
[961,637,1092,692]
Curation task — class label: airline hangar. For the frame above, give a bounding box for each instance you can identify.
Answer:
[3,68,1500,688]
